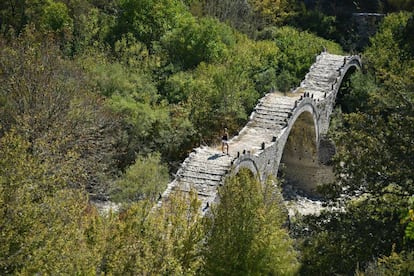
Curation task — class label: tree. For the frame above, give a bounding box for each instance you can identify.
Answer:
[161,16,236,70]
[112,0,191,48]
[330,12,414,199]
[288,5,337,39]
[258,26,343,90]
[0,129,103,274]
[364,12,413,81]
[0,29,122,198]
[387,0,414,11]
[200,0,256,36]
[176,62,258,142]
[250,0,299,27]
[110,153,170,203]
[0,0,48,35]
[357,250,414,275]
[203,169,300,275]
[295,193,408,275]
[78,47,197,170]
[101,191,204,274]
[40,0,73,32]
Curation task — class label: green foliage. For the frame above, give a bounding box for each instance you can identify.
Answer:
[402,196,414,244]
[113,32,158,70]
[229,36,281,95]
[178,62,258,141]
[161,16,236,69]
[250,0,299,27]
[387,0,414,11]
[275,69,297,92]
[0,129,103,274]
[405,15,414,55]
[289,5,337,38]
[0,0,113,55]
[5,1,413,274]
[296,194,407,275]
[78,48,196,169]
[357,250,414,275]
[0,0,24,34]
[0,130,202,274]
[164,71,194,104]
[72,7,115,55]
[113,0,191,47]
[109,94,196,169]
[200,0,299,36]
[329,13,414,199]
[101,192,204,274]
[86,58,159,102]
[200,0,257,36]
[258,26,343,91]
[41,0,73,32]
[163,34,283,142]
[365,12,414,88]
[332,110,414,197]
[17,190,101,275]
[335,71,377,114]
[0,30,121,197]
[1,0,49,33]
[109,95,168,158]
[111,153,169,203]
[203,169,300,275]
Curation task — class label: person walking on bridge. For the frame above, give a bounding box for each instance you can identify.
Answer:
[221,127,229,155]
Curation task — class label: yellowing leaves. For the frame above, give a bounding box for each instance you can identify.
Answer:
[250,0,297,25]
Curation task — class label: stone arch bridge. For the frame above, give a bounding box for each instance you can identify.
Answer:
[160,51,361,214]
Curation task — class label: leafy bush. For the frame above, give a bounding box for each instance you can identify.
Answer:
[111,153,169,203]
[258,26,343,90]
[161,17,236,70]
[112,0,191,48]
[0,30,121,197]
[41,0,73,32]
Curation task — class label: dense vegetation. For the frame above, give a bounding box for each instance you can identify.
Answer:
[0,0,413,274]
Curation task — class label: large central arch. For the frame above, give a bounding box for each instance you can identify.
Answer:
[279,110,320,194]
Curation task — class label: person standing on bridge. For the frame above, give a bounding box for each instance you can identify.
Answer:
[222,127,229,155]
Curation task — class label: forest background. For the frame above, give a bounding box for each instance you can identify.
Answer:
[0,0,413,274]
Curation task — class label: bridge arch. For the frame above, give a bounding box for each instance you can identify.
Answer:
[232,155,261,181]
[275,100,320,194]
[316,55,362,135]
[333,56,362,99]
[334,57,362,113]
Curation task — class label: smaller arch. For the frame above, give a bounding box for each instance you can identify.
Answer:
[333,56,362,99]
[232,157,261,182]
[318,55,363,135]
[334,57,363,113]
